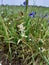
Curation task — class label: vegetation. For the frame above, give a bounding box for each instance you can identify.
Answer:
[0,5,49,65]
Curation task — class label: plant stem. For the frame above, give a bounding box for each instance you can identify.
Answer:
[26,0,28,13]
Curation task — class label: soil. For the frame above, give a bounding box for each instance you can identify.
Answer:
[0,45,27,65]
[0,51,22,65]
[0,42,46,65]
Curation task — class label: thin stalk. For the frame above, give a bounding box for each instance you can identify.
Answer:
[26,0,28,13]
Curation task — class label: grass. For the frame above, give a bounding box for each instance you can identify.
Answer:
[0,5,49,65]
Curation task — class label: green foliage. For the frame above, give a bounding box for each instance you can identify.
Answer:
[0,5,49,65]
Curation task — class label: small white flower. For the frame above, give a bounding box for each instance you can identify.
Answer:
[21,33,25,37]
[29,39,32,41]
[17,23,26,37]
[25,35,28,38]
[17,23,25,32]
[9,22,11,24]
[21,33,28,38]
[39,47,40,50]
[9,21,12,25]
[39,47,46,52]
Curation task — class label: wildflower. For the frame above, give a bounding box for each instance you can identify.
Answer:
[39,47,46,52]
[17,23,25,32]
[29,12,36,17]
[9,22,11,24]
[17,23,27,37]
[23,1,26,6]
[29,38,32,41]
